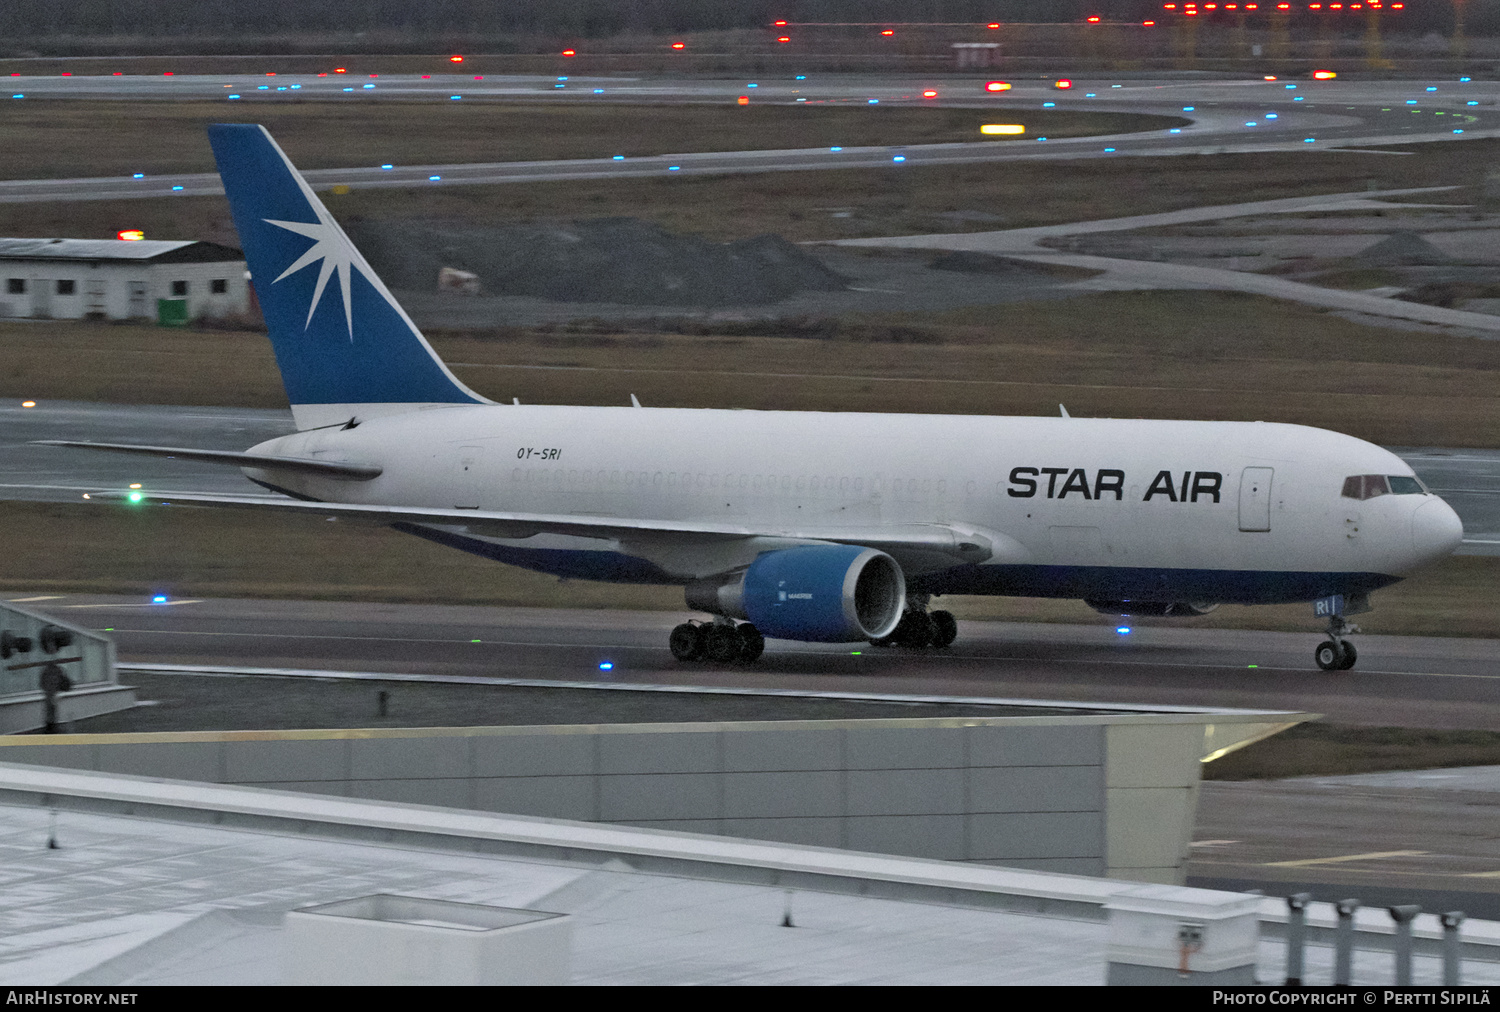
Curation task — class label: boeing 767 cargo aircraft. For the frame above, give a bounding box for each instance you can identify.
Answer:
[37,124,1464,670]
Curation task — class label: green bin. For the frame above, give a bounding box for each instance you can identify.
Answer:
[156,298,188,327]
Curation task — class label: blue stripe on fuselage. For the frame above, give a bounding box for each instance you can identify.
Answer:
[394,523,1400,605]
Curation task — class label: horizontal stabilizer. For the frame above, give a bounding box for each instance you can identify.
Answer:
[35,441,382,480]
[85,490,1021,567]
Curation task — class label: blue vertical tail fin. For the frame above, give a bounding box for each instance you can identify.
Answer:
[207,123,488,429]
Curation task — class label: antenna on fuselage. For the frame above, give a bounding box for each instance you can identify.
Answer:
[630,394,643,408]
[1059,404,1070,418]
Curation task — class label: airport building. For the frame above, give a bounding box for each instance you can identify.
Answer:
[0,237,248,323]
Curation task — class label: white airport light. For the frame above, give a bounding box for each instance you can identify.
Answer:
[21,400,34,408]
[980,124,1025,135]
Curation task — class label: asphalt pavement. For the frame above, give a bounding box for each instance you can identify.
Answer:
[3,73,1498,203]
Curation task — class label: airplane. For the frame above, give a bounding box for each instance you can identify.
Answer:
[38,124,1464,671]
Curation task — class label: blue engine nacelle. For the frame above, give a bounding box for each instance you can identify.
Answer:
[684,544,905,642]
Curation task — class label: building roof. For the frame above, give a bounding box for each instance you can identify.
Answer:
[0,238,243,264]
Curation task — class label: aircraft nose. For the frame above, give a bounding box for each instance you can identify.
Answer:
[1412,496,1463,561]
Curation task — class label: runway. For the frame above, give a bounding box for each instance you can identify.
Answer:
[3,72,1499,202]
[18,593,1500,730]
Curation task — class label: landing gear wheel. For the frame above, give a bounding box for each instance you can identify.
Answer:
[1315,640,1342,671]
[893,611,937,648]
[1337,640,1358,670]
[669,622,706,662]
[930,610,958,648]
[739,624,765,663]
[705,624,743,663]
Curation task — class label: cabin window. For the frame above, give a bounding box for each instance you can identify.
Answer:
[56,280,76,295]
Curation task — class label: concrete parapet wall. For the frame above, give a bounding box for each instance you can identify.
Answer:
[0,712,1306,883]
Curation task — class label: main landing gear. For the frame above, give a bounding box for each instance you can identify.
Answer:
[872,605,958,650]
[1314,613,1360,672]
[670,619,765,663]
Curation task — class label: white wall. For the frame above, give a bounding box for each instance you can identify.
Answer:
[0,259,248,320]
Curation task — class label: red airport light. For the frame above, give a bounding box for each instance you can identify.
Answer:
[1313,69,1337,79]
[113,71,122,75]
[985,81,1012,92]
[1087,16,1101,22]
[317,72,327,77]
[450,55,463,63]
[774,20,787,27]
[777,36,791,43]
[1054,79,1073,89]
[562,49,576,57]
[117,230,144,241]
[266,72,276,76]
[671,42,685,50]
[1144,20,1156,25]
[881,30,894,36]
[60,72,71,76]
[334,68,346,73]
[987,23,1000,29]
[737,95,750,105]
[163,71,173,76]
[922,90,938,98]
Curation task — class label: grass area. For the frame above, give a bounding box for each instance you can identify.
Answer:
[0,100,1183,180]
[1203,723,1500,781]
[5,288,1499,446]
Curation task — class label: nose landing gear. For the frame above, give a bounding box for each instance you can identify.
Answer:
[1315,614,1360,671]
[669,619,765,663]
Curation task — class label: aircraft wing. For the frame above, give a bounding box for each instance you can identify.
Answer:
[88,489,1018,568]
[34,441,381,480]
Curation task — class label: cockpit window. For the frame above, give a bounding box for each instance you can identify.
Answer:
[1342,474,1426,499]
[1342,475,1389,500]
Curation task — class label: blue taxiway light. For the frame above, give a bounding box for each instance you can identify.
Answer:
[171,185,184,190]
[613,154,625,160]
[428,175,442,181]
[450,95,461,100]
[557,76,568,81]
[892,155,905,162]
[1286,84,1297,89]
[796,75,807,80]
[10,94,22,99]
[1294,96,1305,101]
[1427,87,1438,92]
[1245,121,1258,127]
[1085,93,1096,97]
[1455,129,1466,134]
[258,85,269,90]
[1461,76,1472,82]
[867,98,878,104]
[362,84,375,89]
[1103,147,1115,152]
[1265,113,1278,119]
[1469,101,1481,106]
[1407,100,1418,105]
[593,88,603,93]
[1169,128,1181,133]
[152,595,168,604]
[133,173,144,178]
[1037,137,1048,142]
[598,661,614,671]
[343,88,353,92]
[1304,138,1316,143]
[380,164,393,170]
[668,166,680,171]
[830,146,843,152]
[228,95,240,100]
[748,83,758,88]
[1183,106,1195,111]
[1116,626,1131,635]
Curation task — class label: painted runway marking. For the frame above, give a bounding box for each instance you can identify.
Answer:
[1266,849,1428,868]
[61,600,202,609]
[6,595,64,603]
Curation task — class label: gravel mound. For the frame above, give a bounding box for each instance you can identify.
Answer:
[345,217,847,307]
[1350,230,1456,267]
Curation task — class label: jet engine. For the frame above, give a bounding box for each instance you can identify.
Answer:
[1085,600,1219,618]
[686,544,905,642]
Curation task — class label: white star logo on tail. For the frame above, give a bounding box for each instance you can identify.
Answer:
[264,204,367,339]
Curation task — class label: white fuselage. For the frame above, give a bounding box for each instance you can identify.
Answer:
[245,404,1463,604]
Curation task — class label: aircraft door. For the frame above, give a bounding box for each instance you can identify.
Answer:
[454,446,483,509]
[1238,467,1273,532]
